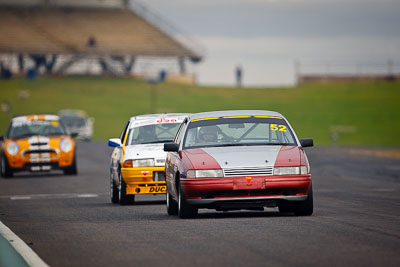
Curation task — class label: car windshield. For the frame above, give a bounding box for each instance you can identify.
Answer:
[183,116,297,149]
[60,115,87,127]
[8,120,66,138]
[126,123,181,145]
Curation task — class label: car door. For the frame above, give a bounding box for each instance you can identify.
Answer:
[166,120,187,198]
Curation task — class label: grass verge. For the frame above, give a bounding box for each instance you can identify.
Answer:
[1,77,399,145]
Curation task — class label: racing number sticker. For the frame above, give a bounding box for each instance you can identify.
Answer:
[270,124,287,132]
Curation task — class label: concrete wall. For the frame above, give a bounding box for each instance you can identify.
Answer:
[298,74,400,84]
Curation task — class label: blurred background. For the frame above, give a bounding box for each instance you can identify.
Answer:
[1,0,399,146]
[144,0,400,86]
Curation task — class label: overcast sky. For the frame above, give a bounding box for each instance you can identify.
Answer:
[133,0,400,86]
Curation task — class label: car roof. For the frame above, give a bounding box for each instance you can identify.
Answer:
[128,113,190,128]
[129,113,190,122]
[12,114,59,122]
[187,110,285,121]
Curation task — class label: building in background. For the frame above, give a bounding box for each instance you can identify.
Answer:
[0,0,203,83]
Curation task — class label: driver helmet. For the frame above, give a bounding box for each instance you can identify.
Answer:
[198,126,219,142]
[139,125,156,139]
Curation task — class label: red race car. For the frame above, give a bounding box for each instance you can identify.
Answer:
[164,110,314,218]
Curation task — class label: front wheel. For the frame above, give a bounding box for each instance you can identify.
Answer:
[110,171,119,204]
[64,155,78,175]
[1,155,13,178]
[118,172,135,205]
[294,186,314,216]
[178,183,197,219]
[166,189,178,215]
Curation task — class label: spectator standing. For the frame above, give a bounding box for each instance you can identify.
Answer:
[87,36,97,48]
[235,64,243,87]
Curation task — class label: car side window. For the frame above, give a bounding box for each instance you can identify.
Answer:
[174,122,186,145]
[120,120,130,143]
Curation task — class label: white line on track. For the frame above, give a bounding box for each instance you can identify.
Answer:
[10,196,32,200]
[0,220,49,267]
[0,193,107,200]
[77,194,99,198]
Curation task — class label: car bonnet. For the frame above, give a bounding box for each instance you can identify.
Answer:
[124,143,167,163]
[184,145,302,170]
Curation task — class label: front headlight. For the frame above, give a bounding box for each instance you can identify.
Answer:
[60,138,72,153]
[6,142,19,156]
[273,166,308,175]
[132,158,155,167]
[187,169,224,178]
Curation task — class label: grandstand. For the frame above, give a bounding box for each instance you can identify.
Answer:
[0,0,203,81]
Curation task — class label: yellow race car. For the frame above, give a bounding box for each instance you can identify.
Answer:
[0,114,77,177]
[108,113,188,205]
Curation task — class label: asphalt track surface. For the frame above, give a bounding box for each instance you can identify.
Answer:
[0,141,399,267]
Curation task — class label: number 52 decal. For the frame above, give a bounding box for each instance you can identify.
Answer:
[270,124,287,132]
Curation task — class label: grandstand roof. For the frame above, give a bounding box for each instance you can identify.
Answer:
[0,6,202,61]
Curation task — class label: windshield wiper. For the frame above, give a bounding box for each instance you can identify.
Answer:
[212,143,294,147]
[141,139,173,144]
[267,143,295,146]
[212,143,251,147]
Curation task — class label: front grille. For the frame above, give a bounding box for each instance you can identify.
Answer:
[30,142,48,146]
[24,149,57,155]
[201,188,299,199]
[223,167,273,177]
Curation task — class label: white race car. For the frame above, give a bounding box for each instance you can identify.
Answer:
[108,113,189,205]
[59,110,94,141]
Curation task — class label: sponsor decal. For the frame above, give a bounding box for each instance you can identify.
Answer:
[156,118,177,123]
[192,115,283,123]
[149,186,166,193]
[223,116,250,119]
[12,120,53,127]
[141,171,149,176]
[191,117,219,122]
[254,115,282,119]
[246,176,253,184]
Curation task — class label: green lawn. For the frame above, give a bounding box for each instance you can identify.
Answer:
[1,77,399,146]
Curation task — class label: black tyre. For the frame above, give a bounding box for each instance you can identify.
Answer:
[278,204,294,213]
[166,189,178,215]
[294,185,314,216]
[178,183,197,219]
[118,172,135,205]
[1,155,13,178]
[110,171,119,204]
[64,155,78,175]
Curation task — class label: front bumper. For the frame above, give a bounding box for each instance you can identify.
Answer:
[121,166,166,195]
[181,175,311,208]
[5,153,74,172]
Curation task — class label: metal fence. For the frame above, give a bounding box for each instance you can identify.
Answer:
[295,59,400,77]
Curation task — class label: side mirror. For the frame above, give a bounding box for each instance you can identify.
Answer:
[108,138,122,147]
[164,143,179,152]
[0,135,3,141]
[300,138,314,148]
[70,132,78,138]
